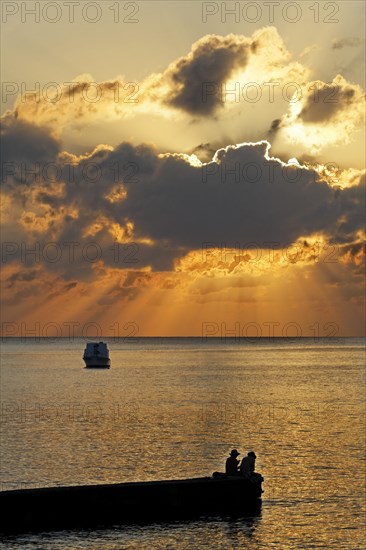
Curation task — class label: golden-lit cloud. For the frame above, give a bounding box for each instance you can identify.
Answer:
[2,114,364,290]
[271,75,365,152]
[3,27,311,134]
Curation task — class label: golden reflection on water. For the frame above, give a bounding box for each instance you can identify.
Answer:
[1,338,365,549]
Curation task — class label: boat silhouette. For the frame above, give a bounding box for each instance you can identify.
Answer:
[83,342,110,368]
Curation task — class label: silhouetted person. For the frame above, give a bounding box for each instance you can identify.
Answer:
[240,451,261,481]
[225,449,241,476]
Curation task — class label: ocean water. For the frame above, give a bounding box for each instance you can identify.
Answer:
[0,337,365,549]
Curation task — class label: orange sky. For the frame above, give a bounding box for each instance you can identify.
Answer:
[1,3,365,336]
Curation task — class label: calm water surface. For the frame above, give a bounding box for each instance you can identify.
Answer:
[1,338,365,549]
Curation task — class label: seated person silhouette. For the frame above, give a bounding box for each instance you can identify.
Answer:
[240,451,263,482]
[225,449,241,476]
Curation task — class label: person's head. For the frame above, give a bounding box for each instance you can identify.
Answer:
[248,451,256,459]
[230,449,240,457]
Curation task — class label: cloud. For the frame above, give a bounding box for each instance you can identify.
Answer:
[1,31,365,334]
[6,269,39,289]
[269,75,365,151]
[2,120,364,279]
[159,33,252,115]
[6,74,140,134]
[298,76,363,124]
[2,27,310,132]
[189,143,218,163]
[0,263,79,307]
[46,281,78,300]
[332,37,365,50]
[1,115,60,186]
[152,26,308,117]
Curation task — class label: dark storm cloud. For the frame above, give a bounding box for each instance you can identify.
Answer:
[267,119,282,138]
[162,34,251,116]
[299,80,359,124]
[270,75,365,133]
[330,173,365,241]
[111,142,364,249]
[66,142,363,263]
[2,117,365,274]
[267,75,365,142]
[47,281,78,300]
[6,269,39,288]
[332,37,365,49]
[1,116,60,179]
[190,143,217,163]
[1,115,61,209]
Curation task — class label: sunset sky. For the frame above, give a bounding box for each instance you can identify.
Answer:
[1,0,365,337]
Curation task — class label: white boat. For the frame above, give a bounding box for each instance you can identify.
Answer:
[83,342,111,368]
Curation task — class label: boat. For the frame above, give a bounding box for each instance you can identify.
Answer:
[83,342,110,368]
[0,475,263,534]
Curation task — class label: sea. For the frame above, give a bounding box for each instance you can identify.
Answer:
[0,337,365,549]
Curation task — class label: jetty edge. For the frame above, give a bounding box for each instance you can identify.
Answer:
[0,476,263,534]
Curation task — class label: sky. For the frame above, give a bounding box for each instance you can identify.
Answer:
[1,0,365,337]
